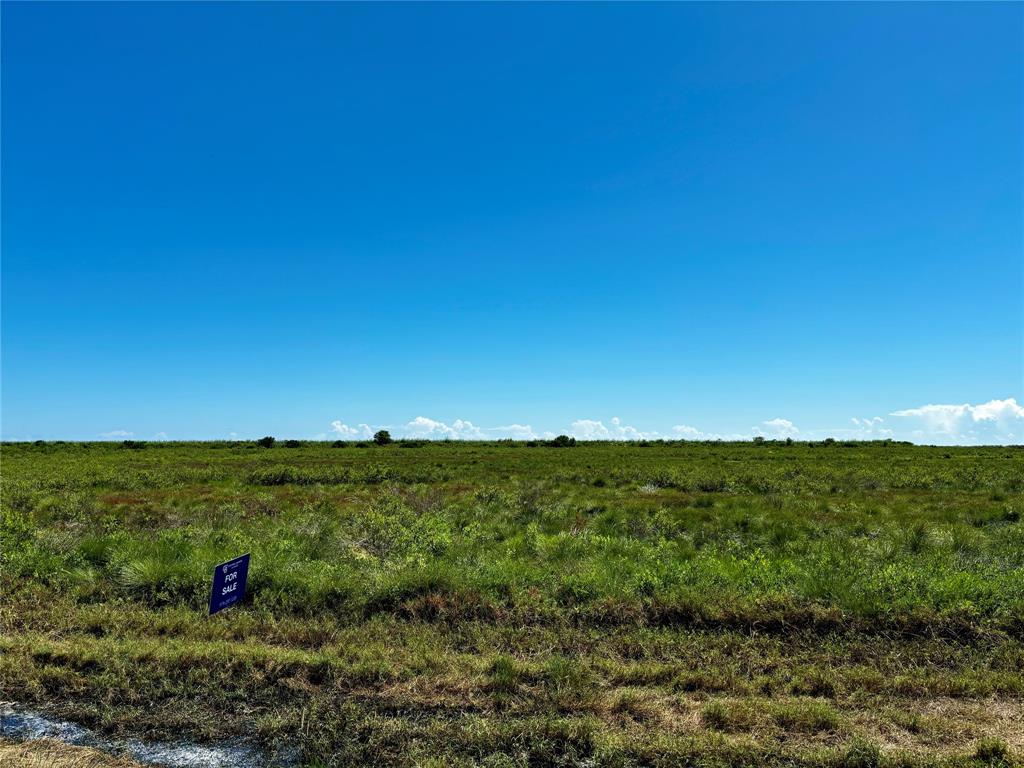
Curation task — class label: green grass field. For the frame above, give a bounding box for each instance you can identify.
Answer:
[2,440,1022,766]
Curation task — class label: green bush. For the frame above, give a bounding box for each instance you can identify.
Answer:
[975,737,1011,765]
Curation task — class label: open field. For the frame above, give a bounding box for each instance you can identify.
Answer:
[2,440,1022,766]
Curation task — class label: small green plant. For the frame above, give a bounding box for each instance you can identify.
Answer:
[790,668,837,697]
[700,701,730,730]
[905,521,929,553]
[842,737,881,768]
[771,699,839,733]
[975,737,1010,765]
[543,656,593,706]
[488,655,522,694]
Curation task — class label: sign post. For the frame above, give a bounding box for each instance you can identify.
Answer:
[209,554,250,615]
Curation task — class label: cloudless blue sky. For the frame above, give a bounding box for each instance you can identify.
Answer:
[2,2,1021,442]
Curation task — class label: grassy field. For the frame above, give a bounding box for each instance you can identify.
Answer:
[1,440,1022,767]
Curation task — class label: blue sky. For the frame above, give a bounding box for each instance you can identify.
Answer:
[2,2,1021,444]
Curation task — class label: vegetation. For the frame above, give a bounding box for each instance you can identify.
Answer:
[0,739,145,768]
[1,440,1021,766]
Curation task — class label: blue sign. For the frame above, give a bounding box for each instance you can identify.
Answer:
[209,554,250,615]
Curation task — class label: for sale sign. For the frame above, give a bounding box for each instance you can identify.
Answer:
[209,554,250,615]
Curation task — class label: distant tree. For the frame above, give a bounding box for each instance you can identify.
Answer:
[284,439,301,448]
[548,435,576,448]
[373,430,393,446]
[120,440,146,450]
[256,436,276,448]
[753,436,766,444]
[331,440,346,448]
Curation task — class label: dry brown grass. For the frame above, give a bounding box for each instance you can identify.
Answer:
[0,739,142,768]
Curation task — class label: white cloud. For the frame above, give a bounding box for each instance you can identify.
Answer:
[671,424,748,441]
[889,398,1023,444]
[842,416,893,440]
[891,404,968,434]
[573,417,802,442]
[488,424,539,440]
[570,419,608,439]
[99,430,133,439]
[331,420,373,439]
[331,417,537,441]
[753,418,799,438]
[153,431,168,440]
[972,398,1024,423]
[571,417,660,440]
[851,417,883,427]
[404,416,485,440]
